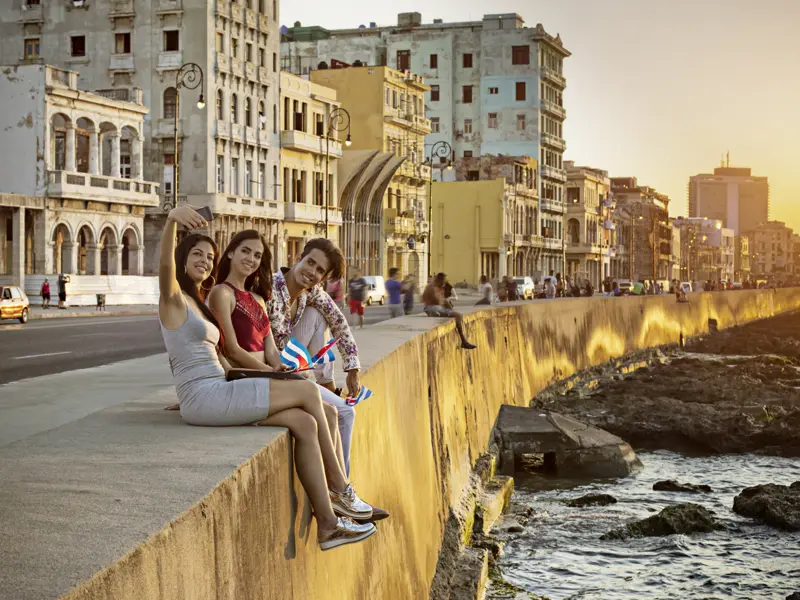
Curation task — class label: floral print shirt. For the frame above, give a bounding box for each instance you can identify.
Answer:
[267,269,361,372]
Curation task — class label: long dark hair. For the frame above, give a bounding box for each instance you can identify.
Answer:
[175,233,223,342]
[214,230,273,301]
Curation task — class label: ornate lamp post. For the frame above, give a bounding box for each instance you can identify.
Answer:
[324,107,351,239]
[170,63,205,212]
[426,140,453,278]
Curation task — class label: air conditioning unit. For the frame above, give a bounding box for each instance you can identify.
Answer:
[73,0,86,6]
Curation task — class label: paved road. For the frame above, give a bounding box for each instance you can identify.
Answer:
[0,299,479,384]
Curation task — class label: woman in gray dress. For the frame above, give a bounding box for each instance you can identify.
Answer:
[158,205,376,551]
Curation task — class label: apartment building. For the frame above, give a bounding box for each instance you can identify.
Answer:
[610,177,672,281]
[673,217,735,283]
[0,0,282,271]
[565,161,614,288]
[281,12,570,272]
[688,164,769,236]
[0,65,160,303]
[734,235,750,282]
[279,72,343,263]
[309,65,432,285]
[750,220,794,277]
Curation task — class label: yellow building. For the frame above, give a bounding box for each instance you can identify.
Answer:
[310,66,432,286]
[279,72,342,264]
[432,176,539,286]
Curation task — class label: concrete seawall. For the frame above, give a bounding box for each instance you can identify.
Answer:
[56,290,800,599]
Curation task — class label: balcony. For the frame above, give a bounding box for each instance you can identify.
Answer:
[285,202,342,225]
[540,165,567,183]
[94,87,143,104]
[385,216,415,236]
[280,130,341,157]
[216,52,230,72]
[515,233,528,246]
[542,237,563,251]
[46,66,78,89]
[209,195,284,219]
[258,13,269,31]
[540,66,566,88]
[568,242,604,256]
[19,3,43,23]
[540,132,566,151]
[231,58,244,77]
[47,171,159,207]
[215,120,230,138]
[529,234,544,246]
[158,51,183,71]
[109,54,135,72]
[215,0,230,17]
[231,2,243,22]
[245,7,257,27]
[411,115,432,134]
[540,198,565,213]
[541,99,566,120]
[245,61,256,80]
[258,66,269,82]
[109,0,135,18]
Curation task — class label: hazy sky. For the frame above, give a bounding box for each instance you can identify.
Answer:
[282,0,799,229]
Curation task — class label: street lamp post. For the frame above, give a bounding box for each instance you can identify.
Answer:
[324,107,351,239]
[427,140,453,278]
[171,63,205,212]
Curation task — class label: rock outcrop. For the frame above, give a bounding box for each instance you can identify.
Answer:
[600,503,721,540]
[567,493,618,507]
[732,482,800,531]
[653,480,712,493]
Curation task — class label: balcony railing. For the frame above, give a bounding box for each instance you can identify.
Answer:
[47,170,159,206]
[540,132,566,151]
[46,66,77,89]
[540,66,566,88]
[541,99,566,120]
[94,87,143,104]
[540,165,567,183]
[540,197,565,213]
[386,216,415,236]
[285,202,342,225]
[109,0,135,16]
[280,130,342,157]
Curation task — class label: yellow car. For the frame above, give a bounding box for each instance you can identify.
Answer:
[0,285,30,323]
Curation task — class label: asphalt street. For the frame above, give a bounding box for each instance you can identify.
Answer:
[0,298,478,384]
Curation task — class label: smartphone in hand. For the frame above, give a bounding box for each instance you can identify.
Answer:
[196,206,213,221]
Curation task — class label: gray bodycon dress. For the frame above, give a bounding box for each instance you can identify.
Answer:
[160,300,270,426]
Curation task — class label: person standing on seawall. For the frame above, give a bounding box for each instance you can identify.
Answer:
[40,278,51,309]
[386,268,404,319]
[156,206,377,550]
[57,273,69,309]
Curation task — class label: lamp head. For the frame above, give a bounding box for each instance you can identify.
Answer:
[197,93,206,110]
[345,133,352,147]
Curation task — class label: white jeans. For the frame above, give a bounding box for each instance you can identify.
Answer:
[293,306,356,476]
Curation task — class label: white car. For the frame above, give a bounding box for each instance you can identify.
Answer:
[513,277,535,300]
[361,275,386,306]
[680,281,693,294]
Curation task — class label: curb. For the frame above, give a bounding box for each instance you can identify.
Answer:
[30,309,158,320]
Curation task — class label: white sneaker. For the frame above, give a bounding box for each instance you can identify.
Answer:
[318,517,376,551]
[329,483,373,520]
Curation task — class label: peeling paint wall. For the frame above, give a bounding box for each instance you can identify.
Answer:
[0,65,45,196]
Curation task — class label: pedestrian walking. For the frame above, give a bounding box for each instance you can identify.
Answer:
[402,274,416,315]
[386,268,404,319]
[326,276,345,311]
[40,278,51,309]
[506,277,518,301]
[545,276,556,300]
[475,275,493,306]
[347,268,368,329]
[57,273,70,309]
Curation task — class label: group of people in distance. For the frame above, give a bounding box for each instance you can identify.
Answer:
[158,205,388,551]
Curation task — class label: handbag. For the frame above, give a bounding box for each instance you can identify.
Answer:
[226,369,306,381]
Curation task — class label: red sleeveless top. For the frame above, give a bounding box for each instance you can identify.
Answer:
[222,282,271,352]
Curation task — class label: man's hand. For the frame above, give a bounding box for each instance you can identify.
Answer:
[346,369,361,398]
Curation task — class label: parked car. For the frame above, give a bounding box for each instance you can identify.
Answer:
[513,277,535,300]
[680,281,693,294]
[617,280,633,295]
[361,275,386,306]
[0,285,30,323]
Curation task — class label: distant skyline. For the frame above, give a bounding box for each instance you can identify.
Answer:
[281,0,800,231]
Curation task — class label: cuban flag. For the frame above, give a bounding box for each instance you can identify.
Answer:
[345,385,373,407]
[312,338,338,367]
[280,337,313,372]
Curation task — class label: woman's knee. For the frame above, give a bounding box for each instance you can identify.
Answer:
[286,409,318,440]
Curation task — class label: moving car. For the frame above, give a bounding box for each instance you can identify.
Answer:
[361,275,386,306]
[0,285,30,323]
[513,277,535,300]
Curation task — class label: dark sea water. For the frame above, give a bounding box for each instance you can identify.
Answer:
[495,451,800,600]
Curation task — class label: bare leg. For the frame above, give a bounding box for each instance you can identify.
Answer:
[256,408,338,530]
[263,379,348,493]
[322,401,346,474]
[453,313,472,345]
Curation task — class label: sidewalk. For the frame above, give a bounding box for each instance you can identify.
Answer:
[30,304,158,320]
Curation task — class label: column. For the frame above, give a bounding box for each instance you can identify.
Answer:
[65,123,76,172]
[110,132,121,178]
[498,246,507,279]
[63,241,78,275]
[11,208,25,287]
[133,136,144,180]
[108,244,122,275]
[88,128,100,175]
[87,243,101,275]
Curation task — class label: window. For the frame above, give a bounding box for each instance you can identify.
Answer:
[164,30,180,52]
[464,151,473,158]
[231,93,238,123]
[272,52,277,72]
[397,50,410,72]
[488,113,498,128]
[273,0,277,18]
[516,82,526,101]
[512,45,530,65]
[516,114,526,130]
[245,97,252,126]
[246,42,253,62]
[26,0,41,4]
[273,104,277,133]
[466,170,479,181]
[71,35,86,57]
[217,155,225,192]
[489,87,499,95]
[462,53,473,68]
[462,85,473,104]
[231,37,239,58]
[24,38,40,59]
[258,47,265,66]
[258,101,265,130]
[259,163,266,199]
[431,117,440,133]
[216,32,224,52]
[163,87,177,119]
[231,157,240,195]
[115,32,131,54]
[392,90,398,108]
[385,86,390,105]
[430,53,438,69]
[216,89,224,119]
[430,85,440,102]
[464,119,473,134]
[245,160,252,196]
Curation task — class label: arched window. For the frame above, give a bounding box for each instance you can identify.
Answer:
[163,87,177,119]
[216,89,224,120]
[245,97,252,127]
[258,101,265,130]
[231,93,238,124]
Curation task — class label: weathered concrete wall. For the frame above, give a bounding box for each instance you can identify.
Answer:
[64,290,800,600]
